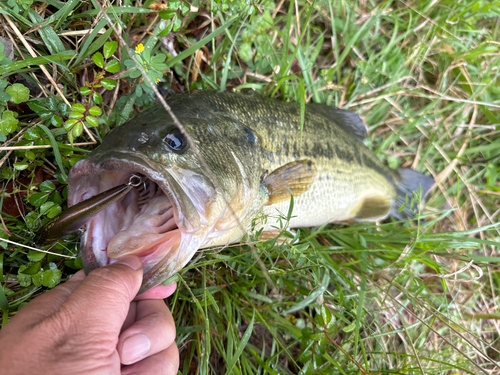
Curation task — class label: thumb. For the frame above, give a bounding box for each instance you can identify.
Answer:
[60,256,144,334]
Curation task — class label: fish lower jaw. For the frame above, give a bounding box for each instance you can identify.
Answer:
[82,217,186,286]
[82,197,183,270]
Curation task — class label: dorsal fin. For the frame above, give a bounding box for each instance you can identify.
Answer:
[263,160,317,205]
[308,103,368,141]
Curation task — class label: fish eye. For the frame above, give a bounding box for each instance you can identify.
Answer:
[162,127,188,153]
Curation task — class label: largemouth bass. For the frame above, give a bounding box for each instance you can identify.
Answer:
[63,91,433,293]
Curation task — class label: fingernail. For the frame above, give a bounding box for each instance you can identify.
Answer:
[121,334,151,364]
[115,256,143,271]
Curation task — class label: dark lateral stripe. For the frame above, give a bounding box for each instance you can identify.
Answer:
[334,145,354,163]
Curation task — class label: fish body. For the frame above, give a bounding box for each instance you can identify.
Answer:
[64,91,433,293]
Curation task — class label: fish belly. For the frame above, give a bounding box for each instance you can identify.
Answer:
[262,164,397,229]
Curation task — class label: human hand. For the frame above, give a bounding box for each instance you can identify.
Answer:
[0,256,179,375]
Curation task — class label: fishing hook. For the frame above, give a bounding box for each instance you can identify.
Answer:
[128,174,144,187]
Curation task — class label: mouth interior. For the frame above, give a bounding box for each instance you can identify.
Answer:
[83,171,181,270]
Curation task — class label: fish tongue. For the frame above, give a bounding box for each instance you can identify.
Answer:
[107,195,177,258]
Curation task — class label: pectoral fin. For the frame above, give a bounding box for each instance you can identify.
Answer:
[351,196,391,221]
[263,160,317,205]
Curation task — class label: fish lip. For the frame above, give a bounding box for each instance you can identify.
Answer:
[68,151,201,280]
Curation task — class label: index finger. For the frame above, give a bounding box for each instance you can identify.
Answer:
[134,282,177,301]
[118,299,176,365]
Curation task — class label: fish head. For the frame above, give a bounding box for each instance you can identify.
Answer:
[68,106,263,293]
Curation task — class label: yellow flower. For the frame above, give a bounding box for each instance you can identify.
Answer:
[156,78,161,84]
[135,43,144,54]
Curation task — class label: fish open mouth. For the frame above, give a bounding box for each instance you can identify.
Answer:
[68,156,196,285]
[82,172,181,271]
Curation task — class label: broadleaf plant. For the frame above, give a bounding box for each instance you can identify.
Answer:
[64,41,122,143]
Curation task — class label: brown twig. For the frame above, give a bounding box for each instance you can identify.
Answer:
[323,331,375,375]
[0,142,96,151]
[0,213,11,236]
[0,126,33,168]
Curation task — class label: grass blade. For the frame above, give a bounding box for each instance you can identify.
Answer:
[0,50,75,76]
[36,124,68,180]
[167,15,239,68]
[282,269,330,315]
[225,309,255,375]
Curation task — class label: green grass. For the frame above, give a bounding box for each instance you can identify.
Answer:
[1,0,500,374]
